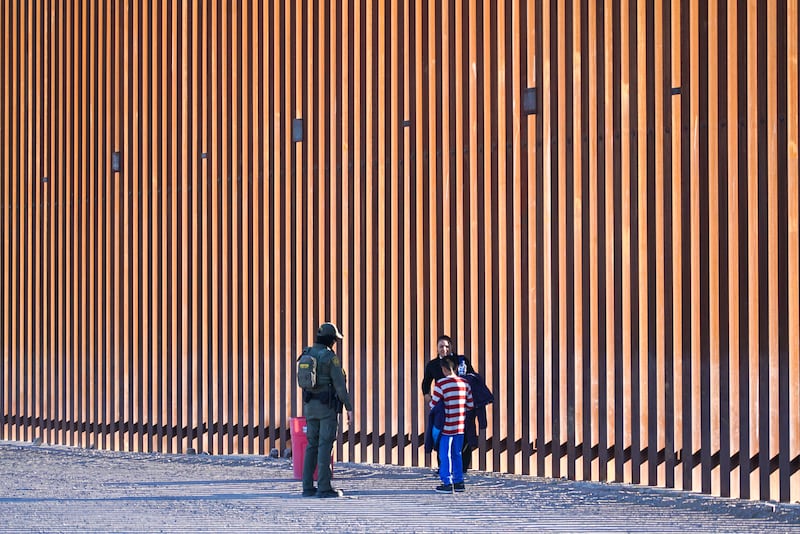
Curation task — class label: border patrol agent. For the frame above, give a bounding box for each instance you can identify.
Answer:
[302,322,354,498]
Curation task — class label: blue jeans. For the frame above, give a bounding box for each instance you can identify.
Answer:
[438,433,465,485]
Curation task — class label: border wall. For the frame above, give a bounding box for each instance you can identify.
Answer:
[1,0,799,502]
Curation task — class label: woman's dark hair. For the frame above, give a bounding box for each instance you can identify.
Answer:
[437,334,453,345]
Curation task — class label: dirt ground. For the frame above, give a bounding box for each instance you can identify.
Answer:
[1,439,799,533]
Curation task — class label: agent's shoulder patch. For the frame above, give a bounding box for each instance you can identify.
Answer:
[332,354,341,367]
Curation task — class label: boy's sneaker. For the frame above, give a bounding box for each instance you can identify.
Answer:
[453,482,465,492]
[302,488,317,497]
[435,484,454,493]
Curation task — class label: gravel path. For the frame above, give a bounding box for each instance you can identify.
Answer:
[1,440,799,533]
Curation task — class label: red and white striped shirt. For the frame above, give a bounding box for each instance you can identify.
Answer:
[429,375,474,435]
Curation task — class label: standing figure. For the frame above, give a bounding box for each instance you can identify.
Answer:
[421,334,476,467]
[429,357,474,493]
[300,322,354,498]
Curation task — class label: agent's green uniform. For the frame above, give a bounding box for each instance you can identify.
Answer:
[302,342,353,495]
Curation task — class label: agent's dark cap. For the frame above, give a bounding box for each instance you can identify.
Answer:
[318,322,344,340]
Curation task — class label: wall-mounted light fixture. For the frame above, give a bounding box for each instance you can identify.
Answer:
[523,87,537,115]
[292,118,304,142]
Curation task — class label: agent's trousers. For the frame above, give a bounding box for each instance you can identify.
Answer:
[302,399,338,493]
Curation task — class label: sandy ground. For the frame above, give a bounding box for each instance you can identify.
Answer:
[1,439,799,533]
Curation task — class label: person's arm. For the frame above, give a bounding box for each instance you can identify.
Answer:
[421,360,434,395]
[465,384,474,411]
[421,360,435,405]
[429,382,443,409]
[329,351,353,414]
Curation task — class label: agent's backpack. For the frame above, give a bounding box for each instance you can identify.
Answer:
[296,347,318,389]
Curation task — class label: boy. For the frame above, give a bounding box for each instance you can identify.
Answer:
[429,357,474,493]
